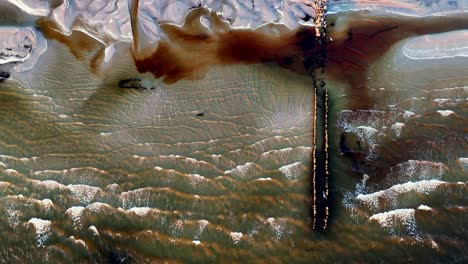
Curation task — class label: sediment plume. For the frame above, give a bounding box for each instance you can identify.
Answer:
[130,6,318,84]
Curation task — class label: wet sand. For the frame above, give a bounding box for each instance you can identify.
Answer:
[0,2,467,263]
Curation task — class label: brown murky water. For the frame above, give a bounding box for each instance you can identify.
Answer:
[0,0,467,263]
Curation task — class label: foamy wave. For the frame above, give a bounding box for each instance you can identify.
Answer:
[127,207,160,217]
[0,154,38,163]
[86,202,111,213]
[279,162,303,180]
[430,86,468,98]
[357,180,445,211]
[385,160,447,187]
[193,219,209,242]
[266,217,287,240]
[40,198,54,212]
[417,204,432,211]
[391,122,405,137]
[403,111,415,119]
[28,218,52,247]
[437,110,454,116]
[33,167,111,185]
[120,187,152,208]
[259,146,311,166]
[199,219,209,230]
[433,98,466,106]
[2,195,54,217]
[6,208,22,228]
[67,184,101,205]
[225,162,258,178]
[65,206,85,227]
[0,181,9,188]
[369,208,417,236]
[188,174,206,184]
[256,177,272,181]
[338,110,386,129]
[230,231,243,244]
[342,174,369,212]
[32,179,67,190]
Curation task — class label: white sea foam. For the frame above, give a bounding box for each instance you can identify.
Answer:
[127,207,157,217]
[189,174,205,184]
[357,180,445,211]
[355,126,378,144]
[106,183,119,193]
[342,174,369,211]
[193,219,209,242]
[257,177,272,181]
[6,208,22,227]
[250,135,288,152]
[33,180,67,190]
[433,98,465,106]
[417,205,432,211]
[120,187,152,208]
[386,160,447,186]
[67,184,101,205]
[230,232,243,244]
[391,122,405,137]
[28,218,51,247]
[199,219,209,230]
[4,169,18,174]
[86,202,110,213]
[279,162,302,180]
[225,162,256,177]
[170,219,184,238]
[40,199,54,212]
[369,208,417,236]
[65,206,85,227]
[437,110,454,116]
[266,217,287,240]
[403,111,415,119]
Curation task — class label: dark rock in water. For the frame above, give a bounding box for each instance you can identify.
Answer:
[118,78,142,89]
[196,112,205,117]
[339,134,367,174]
[0,71,10,82]
[119,78,156,90]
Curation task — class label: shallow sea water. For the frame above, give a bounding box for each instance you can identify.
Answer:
[0,0,467,263]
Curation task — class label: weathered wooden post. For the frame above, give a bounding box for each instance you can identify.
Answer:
[310,0,329,231]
